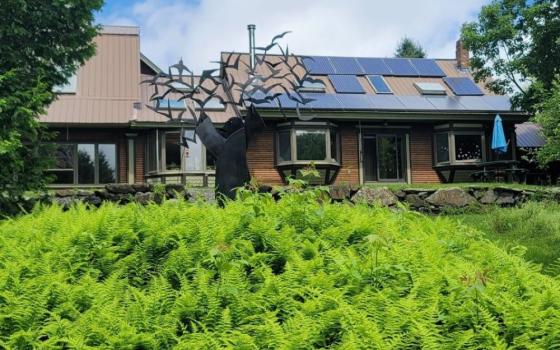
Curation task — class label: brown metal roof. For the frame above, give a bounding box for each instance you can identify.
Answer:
[41,27,142,125]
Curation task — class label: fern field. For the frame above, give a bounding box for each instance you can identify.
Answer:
[0,190,559,349]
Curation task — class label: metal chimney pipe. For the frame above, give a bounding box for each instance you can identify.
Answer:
[247,24,256,69]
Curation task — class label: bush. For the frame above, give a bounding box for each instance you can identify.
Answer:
[0,192,559,348]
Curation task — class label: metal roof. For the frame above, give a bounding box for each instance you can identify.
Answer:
[516,122,545,148]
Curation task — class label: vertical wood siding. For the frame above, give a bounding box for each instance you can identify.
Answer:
[335,125,360,185]
[246,126,284,185]
[410,124,441,183]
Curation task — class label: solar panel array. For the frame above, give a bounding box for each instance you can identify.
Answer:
[302,56,446,77]
[253,93,512,112]
[443,77,484,96]
[328,75,365,93]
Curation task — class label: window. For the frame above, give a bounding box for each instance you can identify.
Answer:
[48,144,75,184]
[278,130,291,162]
[296,130,327,160]
[276,123,339,164]
[433,125,485,165]
[298,80,326,92]
[164,132,182,170]
[47,143,117,185]
[275,122,341,185]
[195,98,225,110]
[435,133,450,163]
[155,99,185,110]
[414,82,446,95]
[362,134,407,182]
[145,129,214,174]
[367,75,392,94]
[455,134,482,161]
[54,73,78,94]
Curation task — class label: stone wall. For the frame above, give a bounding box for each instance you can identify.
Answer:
[27,184,560,213]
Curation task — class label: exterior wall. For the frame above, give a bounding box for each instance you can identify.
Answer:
[335,124,360,185]
[410,124,441,183]
[246,126,283,185]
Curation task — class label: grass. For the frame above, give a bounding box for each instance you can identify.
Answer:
[450,201,560,274]
[0,190,559,348]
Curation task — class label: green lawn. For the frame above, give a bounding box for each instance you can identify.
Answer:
[450,201,560,274]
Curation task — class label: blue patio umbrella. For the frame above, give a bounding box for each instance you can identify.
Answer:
[491,114,508,154]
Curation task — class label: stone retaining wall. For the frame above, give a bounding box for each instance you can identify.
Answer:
[34,184,560,212]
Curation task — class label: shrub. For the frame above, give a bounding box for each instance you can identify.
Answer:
[0,192,559,348]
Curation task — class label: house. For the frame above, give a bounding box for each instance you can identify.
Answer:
[42,25,529,188]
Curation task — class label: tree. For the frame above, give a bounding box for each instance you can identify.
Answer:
[461,0,560,112]
[394,37,426,58]
[0,0,103,214]
[534,79,560,164]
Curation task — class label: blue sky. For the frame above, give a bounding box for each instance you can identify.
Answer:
[96,0,490,73]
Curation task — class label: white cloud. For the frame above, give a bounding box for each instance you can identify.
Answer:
[97,0,488,73]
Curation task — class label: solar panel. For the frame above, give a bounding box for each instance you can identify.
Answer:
[426,96,465,111]
[302,56,336,75]
[409,59,446,77]
[336,94,374,110]
[397,96,435,110]
[482,96,512,111]
[443,77,484,96]
[367,75,392,94]
[329,57,364,74]
[356,58,392,75]
[383,58,418,76]
[328,75,365,93]
[369,95,406,110]
[303,93,342,109]
[455,96,493,110]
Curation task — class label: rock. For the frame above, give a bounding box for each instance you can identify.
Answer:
[351,187,398,206]
[54,196,76,210]
[479,189,498,204]
[393,190,407,200]
[83,195,102,207]
[404,194,426,209]
[105,183,135,194]
[329,185,352,201]
[132,183,151,193]
[55,189,75,197]
[402,188,437,195]
[165,183,184,193]
[76,190,93,197]
[95,190,116,201]
[134,192,153,205]
[496,193,516,205]
[258,185,273,194]
[426,188,476,208]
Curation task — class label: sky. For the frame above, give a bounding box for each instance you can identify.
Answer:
[96,0,489,73]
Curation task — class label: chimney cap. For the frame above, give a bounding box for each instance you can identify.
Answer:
[247,24,256,29]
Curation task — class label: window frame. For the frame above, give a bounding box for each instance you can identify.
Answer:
[367,75,393,94]
[433,124,486,166]
[146,128,214,175]
[46,142,118,185]
[275,122,340,166]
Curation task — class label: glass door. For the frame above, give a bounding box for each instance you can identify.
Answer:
[362,133,407,182]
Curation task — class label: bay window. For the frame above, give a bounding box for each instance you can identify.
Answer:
[275,122,340,184]
[434,124,486,165]
[47,143,117,185]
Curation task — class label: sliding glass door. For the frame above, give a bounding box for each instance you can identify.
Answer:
[362,134,407,182]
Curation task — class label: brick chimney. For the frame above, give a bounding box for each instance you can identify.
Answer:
[456,40,469,69]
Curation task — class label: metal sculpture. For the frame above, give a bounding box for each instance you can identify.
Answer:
[143,27,319,201]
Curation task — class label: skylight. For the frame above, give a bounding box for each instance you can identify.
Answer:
[298,80,326,92]
[414,82,446,95]
[155,99,185,110]
[367,75,392,94]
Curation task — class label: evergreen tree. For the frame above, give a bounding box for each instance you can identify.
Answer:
[394,37,426,58]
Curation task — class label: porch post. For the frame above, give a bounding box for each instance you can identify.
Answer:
[125,133,137,184]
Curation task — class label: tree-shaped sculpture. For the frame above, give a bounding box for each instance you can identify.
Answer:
[143,30,321,202]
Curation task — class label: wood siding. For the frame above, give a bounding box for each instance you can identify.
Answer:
[410,124,441,183]
[246,126,283,185]
[335,124,360,185]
